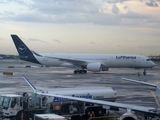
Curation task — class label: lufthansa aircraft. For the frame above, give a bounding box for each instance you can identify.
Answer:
[11,35,155,74]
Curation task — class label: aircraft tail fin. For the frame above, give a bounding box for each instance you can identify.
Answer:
[11,35,40,64]
[22,74,37,93]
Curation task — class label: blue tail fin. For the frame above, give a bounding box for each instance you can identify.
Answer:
[11,35,40,64]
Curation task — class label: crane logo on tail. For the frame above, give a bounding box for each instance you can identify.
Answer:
[18,45,26,53]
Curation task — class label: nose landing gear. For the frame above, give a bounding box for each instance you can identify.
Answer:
[143,69,146,75]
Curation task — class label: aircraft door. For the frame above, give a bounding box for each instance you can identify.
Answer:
[110,56,114,63]
[136,56,141,64]
[109,56,114,67]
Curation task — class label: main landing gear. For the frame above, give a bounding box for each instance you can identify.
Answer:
[74,70,87,74]
[143,69,146,75]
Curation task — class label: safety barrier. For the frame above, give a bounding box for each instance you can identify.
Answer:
[8,66,14,68]
[3,72,13,75]
[26,65,31,68]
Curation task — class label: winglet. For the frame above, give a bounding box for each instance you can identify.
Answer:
[22,74,37,93]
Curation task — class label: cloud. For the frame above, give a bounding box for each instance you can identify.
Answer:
[0,38,4,40]
[146,0,159,7]
[90,42,95,44]
[2,9,158,28]
[112,4,119,14]
[102,0,128,4]
[3,0,31,6]
[28,38,47,43]
[124,6,128,10]
[0,11,15,20]
[30,0,99,15]
[4,24,26,31]
[0,0,160,28]
[53,39,62,43]
[137,45,160,51]
[0,1,6,3]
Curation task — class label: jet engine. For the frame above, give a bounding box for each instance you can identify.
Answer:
[119,113,139,120]
[87,63,102,72]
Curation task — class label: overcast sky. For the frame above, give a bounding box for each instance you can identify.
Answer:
[0,0,160,56]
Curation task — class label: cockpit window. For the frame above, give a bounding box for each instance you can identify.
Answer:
[146,59,150,61]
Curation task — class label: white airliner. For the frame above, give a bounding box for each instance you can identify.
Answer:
[11,35,156,74]
[22,75,160,119]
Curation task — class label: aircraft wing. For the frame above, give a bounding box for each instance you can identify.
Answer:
[23,49,87,65]
[37,91,160,116]
[122,78,157,87]
[22,74,160,116]
[45,56,106,67]
[45,56,89,66]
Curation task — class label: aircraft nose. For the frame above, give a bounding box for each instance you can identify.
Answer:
[151,61,156,67]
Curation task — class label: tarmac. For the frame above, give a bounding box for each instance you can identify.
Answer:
[0,59,160,119]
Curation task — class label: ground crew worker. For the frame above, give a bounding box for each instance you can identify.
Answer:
[89,111,95,120]
[137,72,140,77]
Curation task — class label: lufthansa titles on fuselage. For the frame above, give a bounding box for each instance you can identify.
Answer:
[116,56,136,59]
[53,93,92,102]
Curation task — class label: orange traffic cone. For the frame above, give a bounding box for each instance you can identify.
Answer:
[21,111,24,120]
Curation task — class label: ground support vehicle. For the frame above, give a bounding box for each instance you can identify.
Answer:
[0,87,116,120]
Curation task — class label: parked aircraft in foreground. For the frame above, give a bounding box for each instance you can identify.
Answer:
[22,75,160,120]
[11,35,156,74]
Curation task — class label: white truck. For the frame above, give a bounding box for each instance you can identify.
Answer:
[0,86,116,120]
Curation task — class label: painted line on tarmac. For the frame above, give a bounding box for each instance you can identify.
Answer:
[150,91,160,107]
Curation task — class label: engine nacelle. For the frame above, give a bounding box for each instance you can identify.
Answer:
[87,63,102,72]
[119,113,138,120]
